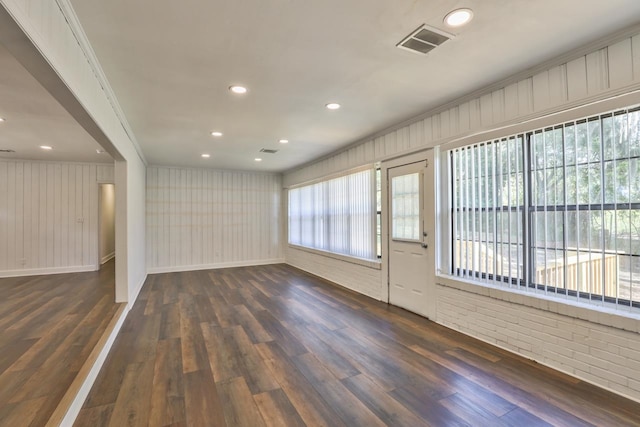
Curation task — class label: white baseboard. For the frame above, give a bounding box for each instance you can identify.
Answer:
[0,265,97,278]
[100,252,115,265]
[147,258,286,274]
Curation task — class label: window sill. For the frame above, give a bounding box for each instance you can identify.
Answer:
[436,273,640,333]
[287,244,382,270]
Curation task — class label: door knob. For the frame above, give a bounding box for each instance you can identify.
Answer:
[421,243,428,249]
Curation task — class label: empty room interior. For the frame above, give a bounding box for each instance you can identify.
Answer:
[2,0,640,426]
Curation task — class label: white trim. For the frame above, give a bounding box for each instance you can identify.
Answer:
[58,303,130,427]
[382,149,431,170]
[0,265,97,278]
[100,252,115,265]
[147,259,286,274]
[0,158,113,167]
[286,163,375,189]
[148,164,281,176]
[53,0,147,166]
[288,245,381,270]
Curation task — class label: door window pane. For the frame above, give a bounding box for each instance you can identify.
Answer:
[392,173,420,240]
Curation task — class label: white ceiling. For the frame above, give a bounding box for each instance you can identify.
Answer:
[10,1,640,172]
[0,43,112,164]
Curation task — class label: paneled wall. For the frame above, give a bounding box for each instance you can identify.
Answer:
[0,159,114,276]
[146,167,282,273]
[283,30,640,401]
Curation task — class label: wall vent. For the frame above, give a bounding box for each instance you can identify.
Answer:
[0,149,16,153]
[260,148,278,154]
[397,24,454,55]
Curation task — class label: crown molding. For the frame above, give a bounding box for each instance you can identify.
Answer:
[53,0,148,166]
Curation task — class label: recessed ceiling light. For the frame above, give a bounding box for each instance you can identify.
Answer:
[229,85,248,94]
[40,145,52,150]
[444,8,473,27]
[201,153,211,158]
[211,131,223,137]
[254,158,262,162]
[96,149,105,154]
[326,103,341,110]
[0,117,5,122]
[279,139,289,144]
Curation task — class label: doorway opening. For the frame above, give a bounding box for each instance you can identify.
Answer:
[98,183,116,269]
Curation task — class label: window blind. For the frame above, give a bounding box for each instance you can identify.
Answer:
[288,168,376,259]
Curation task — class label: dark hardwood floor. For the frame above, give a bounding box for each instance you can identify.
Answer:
[0,260,121,427]
[77,264,640,426]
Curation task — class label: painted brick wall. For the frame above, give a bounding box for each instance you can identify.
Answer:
[436,283,640,401]
[286,246,383,301]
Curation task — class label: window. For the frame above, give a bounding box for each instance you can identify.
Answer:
[450,107,640,309]
[391,172,421,241]
[289,168,376,259]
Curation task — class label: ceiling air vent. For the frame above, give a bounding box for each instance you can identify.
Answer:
[260,148,278,154]
[0,149,16,153]
[397,24,454,55]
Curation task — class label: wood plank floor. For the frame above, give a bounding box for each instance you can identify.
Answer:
[0,260,121,427]
[77,264,640,426]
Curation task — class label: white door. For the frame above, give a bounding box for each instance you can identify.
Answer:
[387,154,435,318]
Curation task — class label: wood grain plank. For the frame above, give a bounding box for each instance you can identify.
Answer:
[73,404,114,427]
[180,315,209,373]
[0,397,48,427]
[148,339,186,426]
[253,389,306,427]
[200,322,242,383]
[255,341,347,427]
[107,361,155,426]
[342,374,429,426]
[223,325,280,394]
[232,304,272,343]
[218,377,266,427]
[183,369,227,427]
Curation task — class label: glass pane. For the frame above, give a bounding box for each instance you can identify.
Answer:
[630,110,640,157]
[392,172,420,240]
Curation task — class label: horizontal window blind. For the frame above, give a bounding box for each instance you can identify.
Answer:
[288,168,376,259]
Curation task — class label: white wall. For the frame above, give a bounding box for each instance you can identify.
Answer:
[283,28,640,402]
[99,183,115,264]
[146,167,282,273]
[0,159,113,277]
